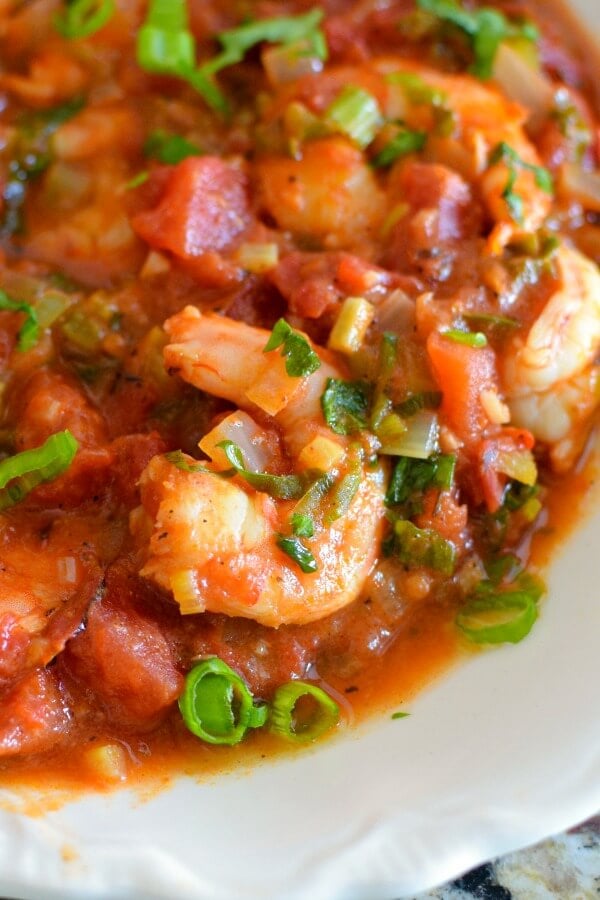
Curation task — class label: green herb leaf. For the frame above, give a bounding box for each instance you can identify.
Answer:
[0,290,39,352]
[385,454,455,506]
[144,130,203,164]
[263,319,321,377]
[276,534,318,573]
[372,128,427,168]
[124,170,149,190]
[391,711,410,719]
[54,0,115,39]
[442,328,488,348]
[164,450,214,474]
[416,0,538,80]
[489,142,553,224]
[321,378,370,436]
[395,391,442,418]
[463,312,520,330]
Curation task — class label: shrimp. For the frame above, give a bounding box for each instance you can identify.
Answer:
[502,244,600,471]
[133,307,386,628]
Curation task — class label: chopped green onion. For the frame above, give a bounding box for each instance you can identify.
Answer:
[389,519,456,575]
[443,329,488,348]
[0,290,39,352]
[0,430,78,511]
[270,681,339,742]
[416,0,538,80]
[375,413,408,454]
[456,590,538,644]
[54,0,115,39]
[391,711,410,719]
[290,512,315,538]
[178,658,268,746]
[325,86,382,149]
[372,128,427,168]
[386,71,448,107]
[218,440,307,500]
[276,534,318,574]
[124,170,149,190]
[164,450,213,475]
[264,318,321,378]
[136,0,196,76]
[321,378,370,436]
[144,130,202,165]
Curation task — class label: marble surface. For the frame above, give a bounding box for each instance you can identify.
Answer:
[410,816,600,899]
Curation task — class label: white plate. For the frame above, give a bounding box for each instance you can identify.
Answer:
[1,3,599,897]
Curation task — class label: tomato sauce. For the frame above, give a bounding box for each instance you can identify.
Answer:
[0,0,598,795]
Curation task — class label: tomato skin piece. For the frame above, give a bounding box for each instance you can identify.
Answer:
[427,331,498,446]
[131,157,250,260]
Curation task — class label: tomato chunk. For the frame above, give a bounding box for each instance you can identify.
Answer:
[0,669,69,758]
[131,157,250,260]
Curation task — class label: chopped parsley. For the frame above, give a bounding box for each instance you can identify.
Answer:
[264,319,321,378]
[489,142,553,225]
[321,378,370,436]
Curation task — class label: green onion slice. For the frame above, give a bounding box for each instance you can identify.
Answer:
[217,440,308,499]
[0,290,39,352]
[276,534,318,574]
[372,128,427,168]
[456,590,538,644]
[263,319,321,377]
[136,0,195,76]
[443,329,488,348]
[389,518,456,575]
[0,430,78,511]
[325,85,382,149]
[54,0,115,39]
[178,658,268,746]
[270,682,340,743]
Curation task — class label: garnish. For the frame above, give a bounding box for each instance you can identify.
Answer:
[395,391,442,418]
[372,127,427,168]
[321,379,370,436]
[457,572,544,644]
[442,328,488,348]
[325,86,382,149]
[0,431,78,511]
[264,319,321,378]
[0,290,39,352]
[488,142,553,225]
[387,519,456,575]
[416,0,538,79]
[290,513,315,538]
[270,682,340,742]
[164,450,212,474]
[391,711,410,720]
[276,535,318,574]
[217,440,307,499]
[143,130,202,165]
[124,171,149,190]
[385,454,456,507]
[178,658,268,745]
[462,312,520,330]
[54,0,115,39]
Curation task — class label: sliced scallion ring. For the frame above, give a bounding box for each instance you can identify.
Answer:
[270,682,339,743]
[0,430,78,511]
[456,590,538,644]
[178,658,268,746]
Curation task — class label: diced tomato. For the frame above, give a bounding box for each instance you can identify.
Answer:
[391,161,480,242]
[131,157,250,261]
[0,669,69,758]
[414,489,469,552]
[65,571,183,729]
[427,331,498,445]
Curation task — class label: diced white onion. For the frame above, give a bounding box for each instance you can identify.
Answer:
[375,289,415,334]
[262,41,324,87]
[384,410,439,459]
[199,411,276,473]
[492,42,555,129]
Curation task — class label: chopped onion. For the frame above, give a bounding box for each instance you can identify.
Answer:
[559,163,600,212]
[84,743,127,783]
[495,448,538,486]
[236,242,279,274]
[492,42,554,129]
[199,411,276,473]
[328,296,375,355]
[383,410,439,459]
[298,434,345,471]
[262,40,324,86]
[375,289,415,334]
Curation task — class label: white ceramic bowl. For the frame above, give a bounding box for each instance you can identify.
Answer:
[1,3,599,897]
